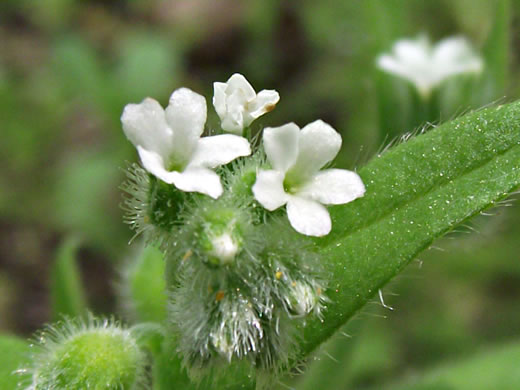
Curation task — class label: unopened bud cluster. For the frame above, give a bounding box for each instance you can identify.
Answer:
[121,74,365,375]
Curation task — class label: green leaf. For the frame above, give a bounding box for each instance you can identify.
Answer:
[50,236,87,320]
[0,334,30,388]
[379,341,520,390]
[300,101,520,355]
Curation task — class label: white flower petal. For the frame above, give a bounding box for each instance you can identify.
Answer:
[433,37,483,77]
[377,37,435,96]
[121,98,173,158]
[433,37,470,63]
[393,37,429,65]
[263,123,299,172]
[136,146,178,184]
[286,197,331,237]
[189,134,251,168]
[137,147,223,198]
[165,88,207,167]
[248,89,280,119]
[220,119,244,135]
[226,73,256,101]
[433,37,466,62]
[377,54,429,89]
[289,120,342,180]
[213,82,228,118]
[298,168,365,205]
[377,54,410,78]
[170,167,223,199]
[220,89,247,134]
[252,170,289,211]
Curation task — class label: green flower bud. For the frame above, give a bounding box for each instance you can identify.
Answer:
[198,208,243,266]
[27,317,146,390]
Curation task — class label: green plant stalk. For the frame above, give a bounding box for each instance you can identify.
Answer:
[481,0,510,99]
[299,101,520,356]
[127,245,167,323]
[50,236,87,320]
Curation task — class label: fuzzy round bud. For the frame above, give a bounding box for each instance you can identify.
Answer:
[207,232,239,265]
[285,281,320,317]
[198,208,244,267]
[27,317,146,390]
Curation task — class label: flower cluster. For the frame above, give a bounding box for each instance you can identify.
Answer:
[122,73,365,237]
[120,74,365,377]
[376,35,483,97]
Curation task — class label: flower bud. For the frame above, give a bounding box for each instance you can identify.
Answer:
[198,208,243,267]
[207,232,239,265]
[27,317,146,390]
[285,281,321,317]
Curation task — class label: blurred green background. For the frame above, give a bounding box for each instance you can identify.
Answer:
[1,0,520,389]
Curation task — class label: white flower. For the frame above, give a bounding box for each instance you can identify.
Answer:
[213,73,280,135]
[121,88,251,199]
[252,120,365,237]
[376,35,483,97]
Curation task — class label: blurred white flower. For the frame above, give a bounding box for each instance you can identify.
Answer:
[252,120,365,237]
[213,73,280,135]
[376,35,483,97]
[121,88,251,199]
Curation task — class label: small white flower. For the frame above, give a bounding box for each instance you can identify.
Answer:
[376,35,483,97]
[252,120,365,237]
[213,73,280,135]
[121,88,251,199]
